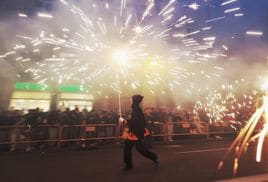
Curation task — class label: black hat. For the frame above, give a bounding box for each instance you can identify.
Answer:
[132,94,144,103]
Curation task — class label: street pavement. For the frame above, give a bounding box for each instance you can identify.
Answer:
[1,138,268,182]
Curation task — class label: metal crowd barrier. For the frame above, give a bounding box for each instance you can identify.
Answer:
[60,123,118,142]
[0,124,59,147]
[0,121,237,151]
[149,121,237,142]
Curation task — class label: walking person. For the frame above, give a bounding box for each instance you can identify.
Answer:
[123,95,158,170]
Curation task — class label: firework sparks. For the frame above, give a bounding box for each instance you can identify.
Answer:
[217,103,264,175]
[0,0,244,100]
[217,78,268,175]
[188,3,200,11]
[18,13,28,17]
[37,13,53,19]
[224,7,240,14]
[246,31,263,36]
[221,0,238,6]
[193,80,258,126]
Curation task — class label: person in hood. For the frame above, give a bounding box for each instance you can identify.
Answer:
[123,95,158,170]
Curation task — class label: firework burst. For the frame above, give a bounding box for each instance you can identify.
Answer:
[217,80,268,176]
[1,0,244,98]
[193,80,259,126]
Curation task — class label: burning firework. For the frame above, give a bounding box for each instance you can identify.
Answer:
[0,0,243,99]
[193,80,259,126]
[217,81,268,176]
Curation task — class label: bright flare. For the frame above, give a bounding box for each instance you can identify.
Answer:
[112,49,130,65]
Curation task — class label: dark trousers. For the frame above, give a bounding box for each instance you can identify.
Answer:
[124,139,157,167]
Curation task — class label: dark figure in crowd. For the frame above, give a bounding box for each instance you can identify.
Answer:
[123,95,158,170]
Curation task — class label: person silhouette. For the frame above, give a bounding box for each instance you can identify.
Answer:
[123,95,158,170]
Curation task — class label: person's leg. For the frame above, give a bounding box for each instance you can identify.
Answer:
[135,140,158,162]
[123,140,134,169]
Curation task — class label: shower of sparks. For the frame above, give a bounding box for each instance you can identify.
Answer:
[217,80,268,175]
[1,0,243,98]
[193,80,259,126]
[4,2,268,169]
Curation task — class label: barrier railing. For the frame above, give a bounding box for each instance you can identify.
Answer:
[0,121,237,151]
[150,121,237,142]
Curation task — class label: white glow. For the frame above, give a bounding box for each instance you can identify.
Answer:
[235,13,244,17]
[246,31,263,36]
[224,7,240,14]
[134,26,143,34]
[221,0,237,6]
[37,13,53,19]
[59,0,68,5]
[18,13,28,17]
[112,49,130,65]
[188,3,200,11]
[261,82,268,91]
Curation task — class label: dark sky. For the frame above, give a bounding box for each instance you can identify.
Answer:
[240,0,268,37]
[194,0,268,59]
[229,0,268,59]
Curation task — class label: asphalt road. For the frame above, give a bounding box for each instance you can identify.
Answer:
[1,138,268,182]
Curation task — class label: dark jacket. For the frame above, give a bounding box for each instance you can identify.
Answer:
[129,103,146,140]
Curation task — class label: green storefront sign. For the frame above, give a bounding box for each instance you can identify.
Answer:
[15,82,91,93]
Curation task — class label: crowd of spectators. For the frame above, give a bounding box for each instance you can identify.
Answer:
[0,107,118,126]
[0,104,256,151]
[0,104,256,133]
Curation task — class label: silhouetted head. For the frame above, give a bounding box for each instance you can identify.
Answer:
[132,94,144,104]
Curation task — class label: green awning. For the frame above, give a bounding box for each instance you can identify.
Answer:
[15,82,91,93]
[15,82,52,91]
[58,85,91,93]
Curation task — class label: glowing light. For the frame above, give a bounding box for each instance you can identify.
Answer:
[256,123,268,162]
[221,0,238,6]
[112,49,130,65]
[59,0,68,5]
[205,16,225,23]
[261,82,268,91]
[202,27,211,31]
[134,26,143,34]
[203,37,216,41]
[4,0,243,98]
[224,7,240,14]
[217,87,268,175]
[235,13,244,17]
[233,158,239,175]
[188,3,200,11]
[222,45,228,51]
[18,13,28,17]
[37,13,53,19]
[246,31,263,36]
